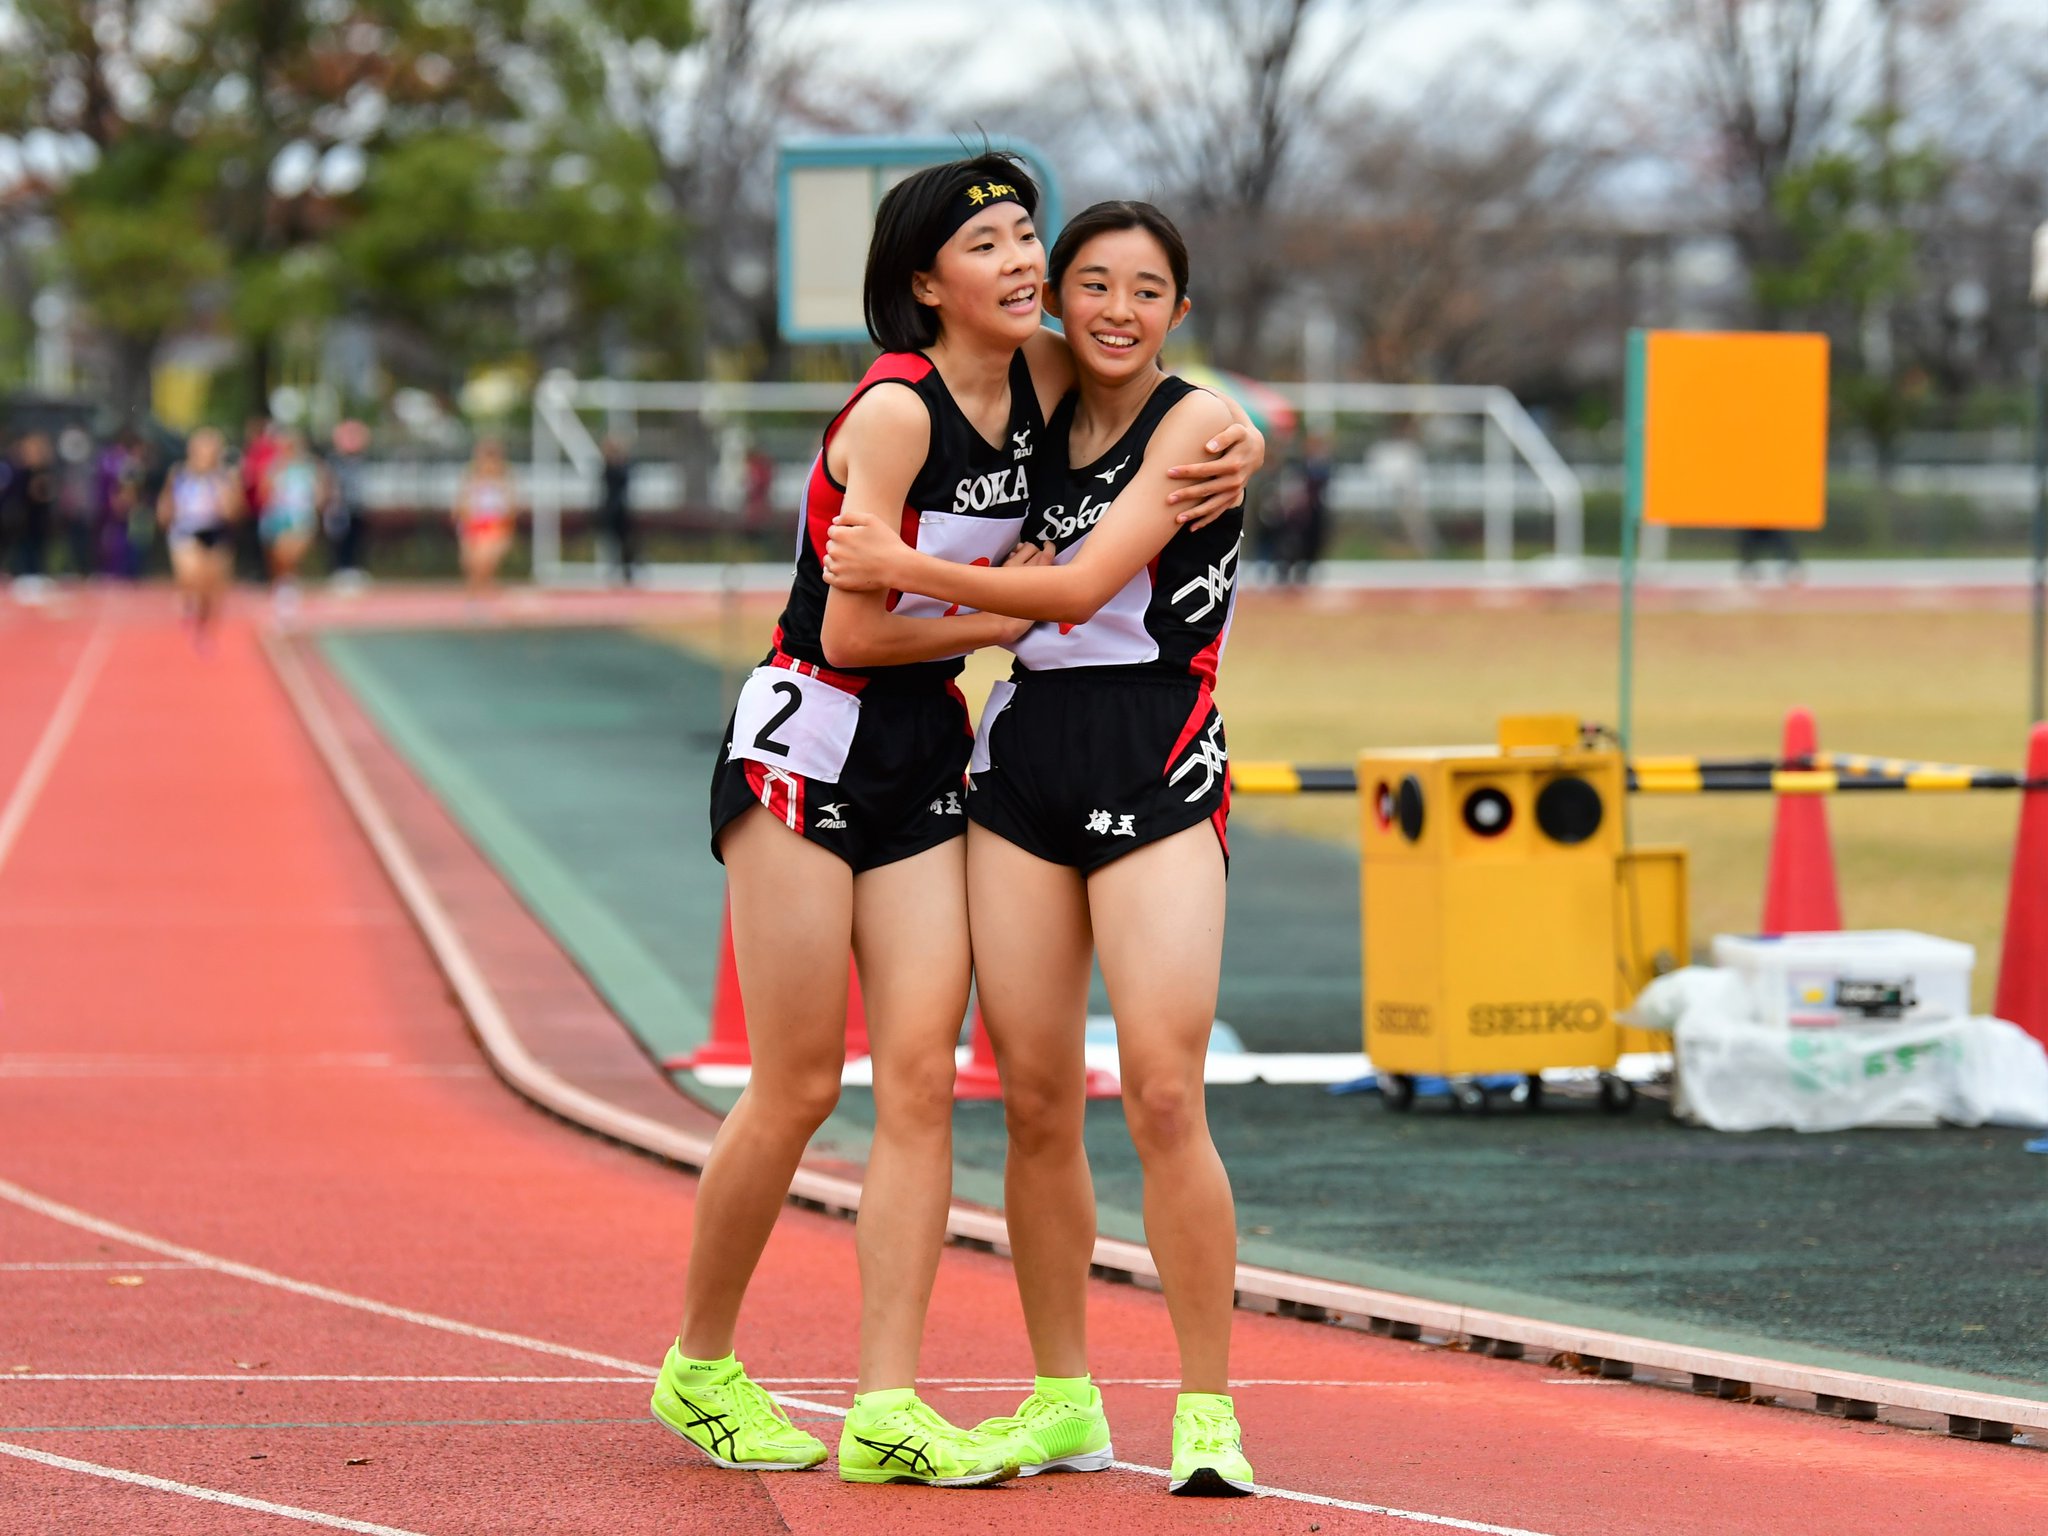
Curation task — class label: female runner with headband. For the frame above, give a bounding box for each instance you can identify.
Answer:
[651,158,1261,1490]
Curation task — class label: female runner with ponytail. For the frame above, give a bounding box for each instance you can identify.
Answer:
[824,200,1258,1497]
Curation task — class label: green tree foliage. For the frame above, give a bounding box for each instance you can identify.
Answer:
[1,0,695,415]
[1755,111,1945,467]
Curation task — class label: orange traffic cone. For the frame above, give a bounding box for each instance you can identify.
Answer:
[1994,723,2048,1048]
[1761,707,1842,934]
[666,897,868,1070]
[953,1003,1120,1100]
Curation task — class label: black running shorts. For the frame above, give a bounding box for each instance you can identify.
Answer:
[965,668,1230,873]
[708,653,972,875]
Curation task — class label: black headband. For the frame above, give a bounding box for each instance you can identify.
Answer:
[943,177,1028,242]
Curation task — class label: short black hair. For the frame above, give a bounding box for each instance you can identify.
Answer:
[1048,200,1190,304]
[863,151,1041,353]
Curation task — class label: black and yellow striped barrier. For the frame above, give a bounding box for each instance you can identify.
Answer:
[1229,761,2048,796]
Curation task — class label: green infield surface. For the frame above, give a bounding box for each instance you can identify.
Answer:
[317,597,2048,1397]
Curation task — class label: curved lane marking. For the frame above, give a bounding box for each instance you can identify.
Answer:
[0,1440,428,1536]
[0,623,110,879]
[0,1176,1555,1534]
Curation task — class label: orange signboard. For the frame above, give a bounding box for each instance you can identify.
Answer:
[1633,330,1830,530]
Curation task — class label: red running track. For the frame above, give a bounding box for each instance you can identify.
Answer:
[2,592,2042,1536]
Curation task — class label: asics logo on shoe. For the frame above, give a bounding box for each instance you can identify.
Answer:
[853,1436,936,1477]
[678,1399,738,1463]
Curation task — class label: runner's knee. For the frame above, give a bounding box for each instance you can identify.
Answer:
[870,1049,956,1134]
[1122,1071,1204,1158]
[747,1067,842,1134]
[1002,1067,1085,1157]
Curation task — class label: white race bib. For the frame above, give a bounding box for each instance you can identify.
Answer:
[968,680,1017,777]
[729,667,861,784]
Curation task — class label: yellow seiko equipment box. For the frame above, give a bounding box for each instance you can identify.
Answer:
[1359,715,1685,1096]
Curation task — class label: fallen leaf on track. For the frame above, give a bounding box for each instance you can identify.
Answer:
[345,1457,371,1466]
[231,1360,270,1370]
[108,1275,145,1287]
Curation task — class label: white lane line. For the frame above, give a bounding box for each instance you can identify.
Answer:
[0,1262,195,1272]
[0,1179,1555,1533]
[1106,1456,1554,1534]
[0,624,111,879]
[758,1376,1439,1389]
[0,1055,486,1080]
[0,1440,428,1536]
[0,1178,654,1377]
[2,1384,638,1392]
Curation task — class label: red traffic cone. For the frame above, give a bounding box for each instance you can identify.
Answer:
[953,1004,1120,1100]
[666,897,868,1070]
[1995,723,2048,1048]
[1761,707,1842,934]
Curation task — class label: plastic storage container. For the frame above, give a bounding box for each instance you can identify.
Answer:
[1710,931,1974,1029]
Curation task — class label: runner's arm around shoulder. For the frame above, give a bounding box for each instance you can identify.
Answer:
[818,386,1031,669]
[1028,326,1261,529]
[826,392,1234,627]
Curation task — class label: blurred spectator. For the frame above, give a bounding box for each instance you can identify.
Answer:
[95,430,147,579]
[743,444,777,559]
[453,437,516,599]
[159,426,241,645]
[599,434,637,585]
[56,425,97,579]
[260,429,324,617]
[5,432,57,596]
[326,420,371,589]
[1737,527,1803,584]
[1281,433,1333,584]
[237,416,278,580]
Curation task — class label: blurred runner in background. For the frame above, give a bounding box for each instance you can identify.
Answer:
[159,426,241,645]
[453,437,517,600]
[237,416,279,582]
[260,429,323,618]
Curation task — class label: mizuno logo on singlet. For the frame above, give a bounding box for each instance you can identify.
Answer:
[1012,427,1032,460]
[1172,546,1239,622]
[951,464,1029,514]
[1098,456,1131,485]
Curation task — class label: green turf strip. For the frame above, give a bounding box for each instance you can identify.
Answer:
[319,625,2048,1393]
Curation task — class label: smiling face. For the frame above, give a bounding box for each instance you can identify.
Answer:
[1047,226,1191,385]
[912,204,1043,349]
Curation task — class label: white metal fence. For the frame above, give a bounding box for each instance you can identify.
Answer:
[525,373,1590,586]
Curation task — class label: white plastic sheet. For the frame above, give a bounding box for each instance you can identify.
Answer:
[1631,966,2048,1132]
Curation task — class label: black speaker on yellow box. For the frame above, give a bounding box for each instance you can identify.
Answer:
[1359,715,1683,1100]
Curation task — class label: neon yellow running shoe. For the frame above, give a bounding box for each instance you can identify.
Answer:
[1168,1392,1255,1496]
[974,1380,1114,1475]
[650,1346,826,1470]
[839,1388,1017,1488]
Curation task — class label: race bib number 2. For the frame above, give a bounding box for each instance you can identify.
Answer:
[729,667,861,784]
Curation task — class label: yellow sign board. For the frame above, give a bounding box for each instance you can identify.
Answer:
[1634,330,1830,531]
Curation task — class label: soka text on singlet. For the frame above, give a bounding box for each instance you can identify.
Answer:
[1033,489,1114,544]
[951,464,1029,514]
